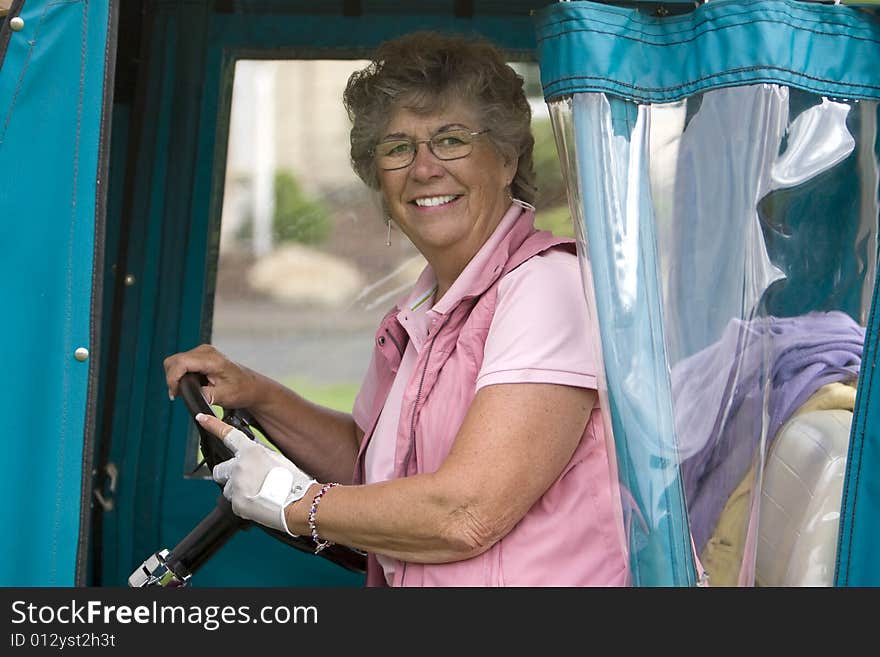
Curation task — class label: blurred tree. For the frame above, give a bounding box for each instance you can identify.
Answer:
[273,170,332,244]
[532,118,567,209]
[235,171,332,246]
[531,118,573,237]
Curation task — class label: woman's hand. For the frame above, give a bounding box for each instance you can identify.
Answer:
[165,344,362,485]
[196,412,317,536]
[163,344,260,409]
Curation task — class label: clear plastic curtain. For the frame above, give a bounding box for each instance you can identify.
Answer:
[550,83,877,586]
[550,94,694,586]
[536,0,880,587]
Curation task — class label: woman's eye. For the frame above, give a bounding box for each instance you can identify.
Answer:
[435,134,466,148]
[379,141,412,157]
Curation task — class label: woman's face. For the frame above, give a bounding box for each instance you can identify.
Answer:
[376,100,516,264]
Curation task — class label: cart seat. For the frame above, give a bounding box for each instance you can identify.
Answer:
[755,409,852,586]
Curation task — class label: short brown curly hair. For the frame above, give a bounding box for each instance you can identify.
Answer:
[343,32,536,204]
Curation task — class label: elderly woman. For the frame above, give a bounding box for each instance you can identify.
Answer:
[164,32,629,586]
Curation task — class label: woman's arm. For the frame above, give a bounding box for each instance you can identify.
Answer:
[282,381,594,563]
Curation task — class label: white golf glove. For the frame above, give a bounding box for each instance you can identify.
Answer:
[211,428,316,536]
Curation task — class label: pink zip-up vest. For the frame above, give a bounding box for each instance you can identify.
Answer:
[352,211,630,586]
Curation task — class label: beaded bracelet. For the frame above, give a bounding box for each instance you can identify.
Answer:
[308,482,339,554]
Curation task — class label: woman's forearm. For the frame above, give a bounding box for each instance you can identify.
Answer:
[286,475,493,564]
[282,384,593,564]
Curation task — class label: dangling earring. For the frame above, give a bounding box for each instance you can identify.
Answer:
[385,216,392,247]
[511,197,536,212]
[507,181,536,212]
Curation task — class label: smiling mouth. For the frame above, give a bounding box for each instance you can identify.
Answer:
[412,194,462,208]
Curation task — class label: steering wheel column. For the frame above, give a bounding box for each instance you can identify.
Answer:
[128,373,366,587]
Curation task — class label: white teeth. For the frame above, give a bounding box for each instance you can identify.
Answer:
[414,195,457,207]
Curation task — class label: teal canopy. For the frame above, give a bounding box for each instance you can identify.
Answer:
[537,0,880,103]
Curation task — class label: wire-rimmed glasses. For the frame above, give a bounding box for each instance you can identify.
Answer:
[372,128,491,171]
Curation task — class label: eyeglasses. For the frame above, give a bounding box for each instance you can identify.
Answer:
[372,128,491,171]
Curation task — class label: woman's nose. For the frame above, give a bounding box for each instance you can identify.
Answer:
[409,142,445,180]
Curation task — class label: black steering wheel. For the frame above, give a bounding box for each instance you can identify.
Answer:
[177,372,367,574]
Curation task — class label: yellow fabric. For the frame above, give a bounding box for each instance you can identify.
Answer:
[698,381,857,586]
[791,381,856,416]
[700,465,756,587]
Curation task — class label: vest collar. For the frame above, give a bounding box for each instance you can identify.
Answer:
[397,202,538,319]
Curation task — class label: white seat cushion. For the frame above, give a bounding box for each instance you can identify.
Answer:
[755,409,852,587]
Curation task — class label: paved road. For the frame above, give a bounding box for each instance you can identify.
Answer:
[212,328,375,385]
[210,297,385,385]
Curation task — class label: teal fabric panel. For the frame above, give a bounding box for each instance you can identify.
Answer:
[535,0,880,104]
[836,109,880,587]
[838,268,880,585]
[0,0,112,585]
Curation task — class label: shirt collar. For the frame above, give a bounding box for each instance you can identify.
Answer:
[400,202,530,316]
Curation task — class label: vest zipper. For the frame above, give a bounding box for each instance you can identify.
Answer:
[401,311,453,475]
[397,311,454,585]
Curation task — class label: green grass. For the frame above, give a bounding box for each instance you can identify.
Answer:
[280,378,360,413]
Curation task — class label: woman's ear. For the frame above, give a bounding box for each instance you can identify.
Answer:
[500,157,516,185]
